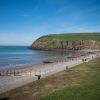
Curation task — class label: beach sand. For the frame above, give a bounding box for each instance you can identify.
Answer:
[0,51,100,94]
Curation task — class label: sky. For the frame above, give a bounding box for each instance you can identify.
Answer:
[0,0,100,46]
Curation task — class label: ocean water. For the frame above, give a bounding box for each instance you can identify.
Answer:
[0,46,77,70]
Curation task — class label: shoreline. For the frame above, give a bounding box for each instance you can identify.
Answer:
[31,47,100,51]
[0,49,99,71]
[0,50,100,94]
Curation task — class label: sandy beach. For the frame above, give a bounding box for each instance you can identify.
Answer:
[0,50,100,94]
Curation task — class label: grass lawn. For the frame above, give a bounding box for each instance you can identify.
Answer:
[40,57,100,100]
[0,57,100,100]
[47,33,100,41]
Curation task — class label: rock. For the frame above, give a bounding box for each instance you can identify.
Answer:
[31,33,100,51]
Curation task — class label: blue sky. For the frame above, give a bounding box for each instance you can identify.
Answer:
[0,0,100,45]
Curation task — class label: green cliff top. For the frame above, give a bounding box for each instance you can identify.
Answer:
[43,33,100,41]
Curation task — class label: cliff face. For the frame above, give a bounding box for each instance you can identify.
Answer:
[31,33,100,50]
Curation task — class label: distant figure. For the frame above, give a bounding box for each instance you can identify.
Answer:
[72,58,74,60]
[82,59,84,62]
[38,75,41,80]
[66,66,68,70]
[84,58,88,63]
[35,74,41,80]
[82,58,87,63]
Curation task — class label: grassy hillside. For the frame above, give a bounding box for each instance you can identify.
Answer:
[32,33,100,50]
[46,33,100,41]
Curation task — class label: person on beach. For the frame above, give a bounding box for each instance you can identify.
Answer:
[35,72,41,80]
[38,75,41,80]
[82,59,84,62]
[82,58,87,63]
[66,66,68,70]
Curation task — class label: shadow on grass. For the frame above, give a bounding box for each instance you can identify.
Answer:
[0,98,10,100]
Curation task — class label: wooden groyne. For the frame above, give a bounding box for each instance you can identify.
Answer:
[0,51,99,77]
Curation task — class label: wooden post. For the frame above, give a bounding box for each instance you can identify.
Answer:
[0,71,1,76]
[13,70,15,76]
[6,70,8,76]
[30,70,31,76]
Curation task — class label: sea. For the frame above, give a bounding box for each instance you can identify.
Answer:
[0,46,79,70]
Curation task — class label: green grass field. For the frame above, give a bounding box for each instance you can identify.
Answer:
[0,57,100,100]
[40,58,100,100]
[46,33,100,41]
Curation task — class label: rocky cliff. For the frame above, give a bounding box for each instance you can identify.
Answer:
[31,33,100,50]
